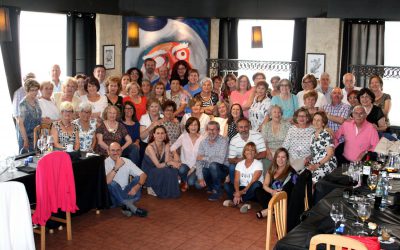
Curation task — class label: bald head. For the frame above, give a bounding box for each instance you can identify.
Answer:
[108,142,122,161]
[330,87,343,105]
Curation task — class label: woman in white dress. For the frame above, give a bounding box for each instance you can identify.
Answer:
[38,81,59,124]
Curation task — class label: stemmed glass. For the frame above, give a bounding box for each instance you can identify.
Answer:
[367,174,378,198]
[37,137,47,156]
[6,155,17,172]
[330,202,344,234]
[357,202,371,235]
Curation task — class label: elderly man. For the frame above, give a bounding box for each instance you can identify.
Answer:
[316,72,333,103]
[196,121,229,201]
[341,73,361,105]
[322,87,351,132]
[228,118,267,183]
[142,58,159,85]
[51,64,63,93]
[105,142,148,217]
[334,105,379,164]
[93,65,107,95]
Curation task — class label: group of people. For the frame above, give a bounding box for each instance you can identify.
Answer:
[13,58,394,218]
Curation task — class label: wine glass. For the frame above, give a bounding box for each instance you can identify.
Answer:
[37,137,46,156]
[330,202,344,234]
[357,202,371,235]
[367,174,378,198]
[6,155,17,172]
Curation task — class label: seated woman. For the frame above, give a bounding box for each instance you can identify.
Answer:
[171,117,205,191]
[271,79,299,121]
[38,81,59,124]
[303,90,319,116]
[181,99,210,135]
[254,147,298,219]
[166,78,189,121]
[212,101,229,137]
[358,88,387,133]
[142,125,180,198]
[121,101,140,153]
[347,90,360,109]
[194,77,219,115]
[73,102,97,152]
[306,111,337,183]
[249,80,271,132]
[51,101,80,151]
[227,103,244,141]
[223,142,263,213]
[105,75,123,112]
[123,82,147,121]
[161,100,181,145]
[80,76,108,121]
[150,82,167,106]
[53,77,81,113]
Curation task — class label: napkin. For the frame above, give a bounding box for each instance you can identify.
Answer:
[344,236,380,250]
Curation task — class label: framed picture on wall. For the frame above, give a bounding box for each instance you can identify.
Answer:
[306,53,325,77]
[103,45,115,69]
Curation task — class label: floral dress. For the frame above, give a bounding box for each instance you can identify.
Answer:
[249,97,271,131]
[53,121,79,149]
[310,129,337,182]
[163,120,181,145]
[17,98,42,152]
[94,122,128,156]
[73,118,97,151]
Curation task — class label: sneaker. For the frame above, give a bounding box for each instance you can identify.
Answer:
[133,208,148,217]
[121,209,133,217]
[147,187,157,197]
[223,200,234,207]
[239,204,251,213]
[208,191,221,201]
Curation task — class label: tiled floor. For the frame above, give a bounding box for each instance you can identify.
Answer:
[38,189,277,249]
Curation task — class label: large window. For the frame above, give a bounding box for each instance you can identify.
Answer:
[237,20,295,82]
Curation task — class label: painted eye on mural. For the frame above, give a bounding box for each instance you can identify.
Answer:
[175,49,188,60]
[153,56,166,68]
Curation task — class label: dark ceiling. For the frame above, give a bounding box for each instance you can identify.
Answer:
[5,0,400,20]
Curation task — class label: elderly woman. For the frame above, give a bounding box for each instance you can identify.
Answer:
[120,73,130,97]
[51,101,80,151]
[53,77,81,112]
[271,79,299,121]
[126,67,143,85]
[80,76,108,120]
[369,75,391,124]
[161,100,181,145]
[38,81,59,124]
[282,107,315,172]
[297,74,327,108]
[221,73,237,101]
[181,98,210,135]
[262,105,290,161]
[166,78,189,120]
[74,74,87,98]
[227,103,245,141]
[303,90,319,116]
[212,101,229,137]
[347,90,360,109]
[306,111,337,183]
[249,80,271,132]
[17,79,42,152]
[230,75,253,117]
[105,75,123,112]
[171,60,191,86]
[194,77,219,115]
[73,102,97,152]
[358,88,387,133]
[123,82,147,121]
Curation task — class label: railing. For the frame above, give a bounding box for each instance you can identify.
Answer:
[350,64,400,87]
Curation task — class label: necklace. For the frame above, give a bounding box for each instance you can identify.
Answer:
[61,121,72,129]
[105,121,117,133]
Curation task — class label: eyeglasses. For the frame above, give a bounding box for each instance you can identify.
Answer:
[81,111,91,114]
[62,110,74,113]
[124,107,133,110]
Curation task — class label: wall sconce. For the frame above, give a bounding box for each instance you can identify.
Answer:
[127,22,139,47]
[251,26,262,48]
[0,7,11,42]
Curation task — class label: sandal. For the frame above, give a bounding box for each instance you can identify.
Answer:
[256,209,268,219]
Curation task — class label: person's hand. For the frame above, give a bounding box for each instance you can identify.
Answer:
[23,139,29,149]
[115,157,125,171]
[271,190,279,195]
[170,161,181,169]
[233,196,242,205]
[134,140,140,149]
[307,164,318,171]
[198,179,206,188]
[128,185,140,196]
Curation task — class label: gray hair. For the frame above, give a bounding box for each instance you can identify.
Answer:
[200,77,213,88]
[269,104,283,116]
[77,102,93,112]
[277,78,292,90]
[207,120,220,130]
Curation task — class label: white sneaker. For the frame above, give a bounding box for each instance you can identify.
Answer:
[223,200,234,207]
[147,187,157,197]
[240,204,251,213]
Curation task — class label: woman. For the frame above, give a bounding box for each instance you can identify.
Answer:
[254,147,298,218]
[17,79,42,152]
[105,75,123,112]
[357,88,387,132]
[140,98,164,144]
[123,83,147,121]
[181,99,210,135]
[212,101,229,137]
[221,73,237,101]
[51,101,80,151]
[73,102,97,152]
[166,78,189,120]
[120,73,130,97]
[194,77,219,115]
[74,74,87,98]
[270,76,281,97]
[120,101,141,165]
[282,107,314,172]
[347,90,360,109]
[297,74,327,108]
[223,142,263,213]
[53,77,81,112]
[303,90,319,116]
[183,69,202,97]
[141,79,152,98]
[126,67,143,85]
[227,103,245,141]
[158,66,170,90]
[142,125,180,198]
[38,81,59,124]
[369,75,391,124]
[230,75,253,117]
[261,105,290,161]
[212,76,223,100]
[171,60,191,86]
[249,80,271,132]
[171,117,204,191]
[150,82,167,106]
[306,111,337,183]
[80,76,108,120]
[271,79,299,121]
[161,100,181,145]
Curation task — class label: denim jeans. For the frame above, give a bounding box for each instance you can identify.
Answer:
[203,162,227,193]
[228,164,236,184]
[107,176,141,207]
[122,144,140,166]
[223,181,263,202]
[179,164,202,189]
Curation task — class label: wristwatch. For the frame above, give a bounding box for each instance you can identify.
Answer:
[112,167,118,173]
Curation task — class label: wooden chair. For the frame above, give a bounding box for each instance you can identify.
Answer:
[266,191,287,250]
[309,234,368,250]
[304,185,309,211]
[33,123,52,150]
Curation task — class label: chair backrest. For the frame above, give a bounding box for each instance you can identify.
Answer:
[304,184,309,211]
[33,123,52,150]
[309,234,368,250]
[266,191,287,250]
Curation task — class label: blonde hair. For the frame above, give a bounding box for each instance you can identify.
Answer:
[60,101,74,112]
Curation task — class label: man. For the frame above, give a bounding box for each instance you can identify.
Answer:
[12,72,36,119]
[341,73,361,105]
[50,64,62,93]
[334,105,379,164]
[316,72,333,103]
[158,65,170,90]
[105,142,148,217]
[322,87,351,132]
[142,58,159,85]
[93,65,107,94]
[228,118,267,183]
[196,121,229,201]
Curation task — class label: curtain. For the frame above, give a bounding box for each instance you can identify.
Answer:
[0,6,21,100]
[340,20,385,87]
[218,18,238,59]
[67,13,96,76]
[291,18,307,94]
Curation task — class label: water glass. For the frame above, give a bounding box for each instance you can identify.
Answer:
[330,202,344,234]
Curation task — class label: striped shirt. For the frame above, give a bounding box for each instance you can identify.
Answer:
[228,131,266,159]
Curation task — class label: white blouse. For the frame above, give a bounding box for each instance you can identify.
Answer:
[38,98,60,121]
[170,133,205,169]
[80,95,108,115]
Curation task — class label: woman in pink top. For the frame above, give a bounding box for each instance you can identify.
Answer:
[230,75,254,117]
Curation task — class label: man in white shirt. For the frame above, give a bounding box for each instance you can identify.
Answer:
[105,142,148,217]
[50,64,62,93]
[341,73,361,105]
[316,72,333,104]
[93,65,107,94]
